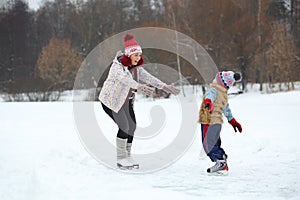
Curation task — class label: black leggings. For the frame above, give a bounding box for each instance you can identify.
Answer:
[101,102,136,143]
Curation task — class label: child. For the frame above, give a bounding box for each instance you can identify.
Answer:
[199,71,242,173]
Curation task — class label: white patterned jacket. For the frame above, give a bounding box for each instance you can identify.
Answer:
[99,52,166,113]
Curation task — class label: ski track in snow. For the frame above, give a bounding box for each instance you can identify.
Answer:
[0,90,300,200]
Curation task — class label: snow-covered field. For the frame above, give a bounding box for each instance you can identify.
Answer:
[1,87,300,200]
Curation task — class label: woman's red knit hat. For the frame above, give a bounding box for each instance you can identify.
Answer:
[123,33,142,56]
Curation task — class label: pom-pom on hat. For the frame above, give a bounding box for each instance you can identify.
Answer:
[123,33,142,57]
[216,71,242,89]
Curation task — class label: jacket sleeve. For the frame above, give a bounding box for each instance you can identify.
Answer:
[224,104,234,121]
[109,62,139,89]
[205,88,218,101]
[138,67,166,89]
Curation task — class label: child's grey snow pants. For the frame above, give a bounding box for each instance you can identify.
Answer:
[201,124,226,162]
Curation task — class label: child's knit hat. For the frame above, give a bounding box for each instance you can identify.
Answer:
[216,71,242,89]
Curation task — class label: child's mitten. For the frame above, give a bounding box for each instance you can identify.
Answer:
[204,98,214,113]
[228,118,242,133]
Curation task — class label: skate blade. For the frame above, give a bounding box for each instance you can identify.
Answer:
[207,170,229,176]
[132,164,139,169]
[117,163,134,170]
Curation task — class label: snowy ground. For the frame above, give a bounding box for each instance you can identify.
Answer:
[0,88,300,200]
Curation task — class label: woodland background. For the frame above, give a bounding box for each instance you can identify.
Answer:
[0,0,299,98]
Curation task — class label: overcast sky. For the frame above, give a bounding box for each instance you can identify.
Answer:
[27,0,44,10]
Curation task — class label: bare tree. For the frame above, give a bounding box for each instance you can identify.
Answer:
[265,22,296,91]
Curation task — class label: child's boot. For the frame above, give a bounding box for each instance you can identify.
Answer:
[207,159,228,173]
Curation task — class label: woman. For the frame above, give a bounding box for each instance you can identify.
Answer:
[99,33,180,170]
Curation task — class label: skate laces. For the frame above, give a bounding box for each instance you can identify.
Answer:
[117,157,133,166]
[127,156,135,162]
[127,156,138,165]
[211,160,226,171]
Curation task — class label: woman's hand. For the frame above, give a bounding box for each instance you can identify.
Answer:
[162,84,180,95]
[137,84,154,96]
